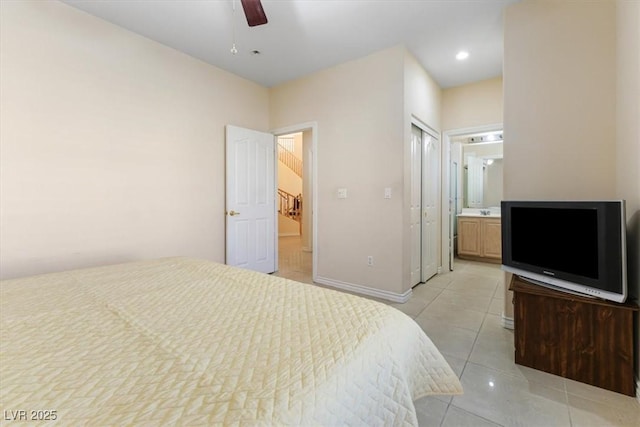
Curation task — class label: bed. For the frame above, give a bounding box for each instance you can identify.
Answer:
[0,257,462,425]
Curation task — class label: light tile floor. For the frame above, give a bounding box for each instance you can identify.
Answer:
[274,236,640,427]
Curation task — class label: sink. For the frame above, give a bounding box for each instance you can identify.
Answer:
[458,208,501,218]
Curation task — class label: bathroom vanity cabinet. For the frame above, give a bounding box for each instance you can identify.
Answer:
[457,216,501,263]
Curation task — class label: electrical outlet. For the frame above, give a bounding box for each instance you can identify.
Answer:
[367,256,373,266]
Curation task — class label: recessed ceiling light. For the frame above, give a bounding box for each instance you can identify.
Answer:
[456,51,469,60]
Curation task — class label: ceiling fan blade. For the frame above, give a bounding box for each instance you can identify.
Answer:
[240,0,268,27]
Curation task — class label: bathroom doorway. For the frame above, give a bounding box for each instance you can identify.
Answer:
[442,124,504,271]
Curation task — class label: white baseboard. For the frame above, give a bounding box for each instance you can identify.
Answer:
[314,276,412,303]
[501,314,514,330]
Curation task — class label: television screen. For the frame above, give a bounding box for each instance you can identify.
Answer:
[511,207,599,279]
[501,200,627,303]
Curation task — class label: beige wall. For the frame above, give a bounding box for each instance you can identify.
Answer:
[615,0,640,384]
[403,53,442,129]
[503,0,616,202]
[616,0,640,291]
[271,46,410,295]
[278,215,300,237]
[0,1,269,279]
[442,77,503,131]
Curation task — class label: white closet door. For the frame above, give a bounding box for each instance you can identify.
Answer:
[421,132,439,282]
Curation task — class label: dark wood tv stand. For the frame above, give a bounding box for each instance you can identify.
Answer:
[510,275,638,396]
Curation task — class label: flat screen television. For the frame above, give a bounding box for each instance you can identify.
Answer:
[501,200,627,303]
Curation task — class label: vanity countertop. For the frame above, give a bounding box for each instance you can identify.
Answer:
[457,208,501,218]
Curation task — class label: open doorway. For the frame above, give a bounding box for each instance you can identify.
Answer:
[442,124,504,271]
[276,132,310,283]
[272,124,316,284]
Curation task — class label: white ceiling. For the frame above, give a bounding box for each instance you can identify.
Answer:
[61,0,519,89]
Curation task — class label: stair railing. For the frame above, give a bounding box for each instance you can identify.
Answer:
[278,188,303,235]
[277,143,302,178]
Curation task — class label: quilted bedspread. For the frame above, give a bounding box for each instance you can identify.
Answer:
[0,257,462,426]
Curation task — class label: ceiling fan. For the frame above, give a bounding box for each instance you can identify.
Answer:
[240,0,268,27]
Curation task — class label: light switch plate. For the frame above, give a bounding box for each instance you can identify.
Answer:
[384,187,392,199]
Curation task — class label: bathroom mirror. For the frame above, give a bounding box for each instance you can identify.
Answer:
[455,137,503,209]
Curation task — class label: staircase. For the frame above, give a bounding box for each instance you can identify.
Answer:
[277,139,303,234]
[278,189,302,219]
[278,140,302,178]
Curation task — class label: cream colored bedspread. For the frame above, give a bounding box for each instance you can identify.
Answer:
[0,257,462,426]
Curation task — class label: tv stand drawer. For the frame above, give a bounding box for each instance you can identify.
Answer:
[510,275,638,396]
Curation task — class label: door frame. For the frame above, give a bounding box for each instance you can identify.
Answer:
[271,122,318,281]
[409,124,422,286]
[442,123,503,271]
[410,117,440,282]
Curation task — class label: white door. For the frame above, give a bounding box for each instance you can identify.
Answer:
[225,125,276,273]
[421,131,439,282]
[410,126,422,286]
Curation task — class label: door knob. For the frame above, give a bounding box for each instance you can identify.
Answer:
[228,210,240,216]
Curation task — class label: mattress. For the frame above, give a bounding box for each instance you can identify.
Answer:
[0,257,462,426]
